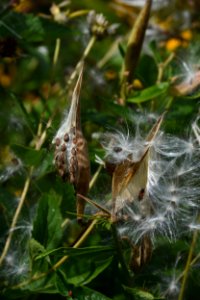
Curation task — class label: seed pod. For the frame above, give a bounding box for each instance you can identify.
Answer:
[111,113,164,271]
[120,0,152,101]
[52,64,90,222]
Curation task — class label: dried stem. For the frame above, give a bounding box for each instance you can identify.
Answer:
[0,114,54,266]
[69,10,89,19]
[67,35,96,86]
[178,231,199,300]
[77,194,111,216]
[0,168,33,266]
[89,165,103,190]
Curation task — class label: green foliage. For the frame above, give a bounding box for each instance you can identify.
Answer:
[0,1,200,300]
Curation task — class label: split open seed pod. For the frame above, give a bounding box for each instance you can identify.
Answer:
[52,64,90,222]
[112,113,164,270]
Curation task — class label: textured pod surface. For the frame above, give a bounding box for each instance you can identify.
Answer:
[52,65,90,221]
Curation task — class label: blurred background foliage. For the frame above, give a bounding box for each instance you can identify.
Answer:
[0,0,200,299]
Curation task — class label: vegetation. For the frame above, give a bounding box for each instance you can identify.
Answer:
[0,1,200,299]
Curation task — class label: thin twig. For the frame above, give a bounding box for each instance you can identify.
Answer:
[67,35,96,86]
[177,231,199,300]
[89,165,103,190]
[157,52,175,84]
[0,168,33,266]
[77,194,111,216]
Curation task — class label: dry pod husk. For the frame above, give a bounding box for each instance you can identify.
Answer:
[112,113,164,271]
[52,65,90,222]
[121,0,152,99]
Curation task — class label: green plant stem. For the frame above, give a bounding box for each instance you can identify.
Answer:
[156,52,175,84]
[111,223,132,285]
[68,10,89,19]
[178,231,198,300]
[11,219,98,289]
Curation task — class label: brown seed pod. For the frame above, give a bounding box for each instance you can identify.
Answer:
[111,113,165,271]
[52,64,90,222]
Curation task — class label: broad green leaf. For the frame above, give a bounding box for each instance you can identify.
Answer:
[72,286,112,300]
[54,270,71,296]
[32,190,62,250]
[29,238,49,275]
[55,249,114,286]
[34,152,54,179]
[1,12,44,42]
[11,144,46,167]
[127,82,169,104]
[136,54,158,86]
[66,256,113,285]
[123,286,155,300]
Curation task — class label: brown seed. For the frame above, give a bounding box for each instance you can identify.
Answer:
[138,188,145,201]
[73,137,77,144]
[61,144,66,151]
[71,147,76,156]
[55,138,61,147]
[113,146,122,153]
[64,133,69,142]
[70,156,75,165]
[60,152,66,164]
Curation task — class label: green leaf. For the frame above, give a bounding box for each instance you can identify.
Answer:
[32,190,63,250]
[73,286,112,300]
[29,238,49,275]
[34,151,54,179]
[118,43,125,58]
[1,12,44,42]
[127,82,169,103]
[11,144,46,167]
[54,270,71,296]
[52,247,114,286]
[66,256,113,285]
[123,286,155,300]
[36,245,114,259]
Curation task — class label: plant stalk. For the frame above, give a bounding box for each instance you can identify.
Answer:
[178,230,198,300]
[67,35,96,85]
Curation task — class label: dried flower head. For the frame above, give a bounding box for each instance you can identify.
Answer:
[87,10,118,39]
